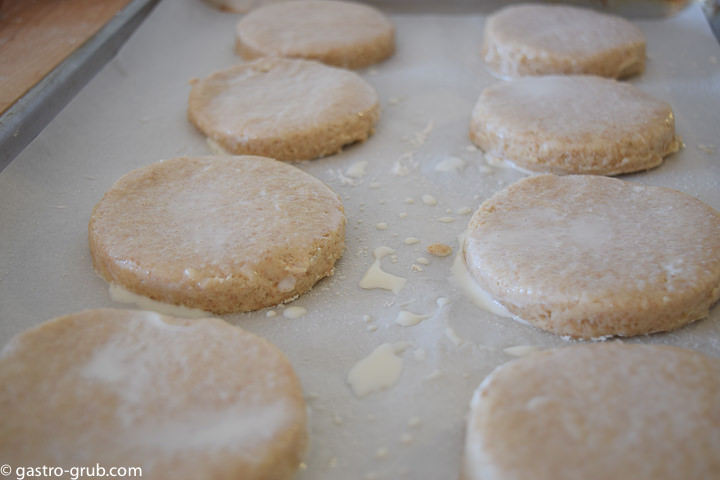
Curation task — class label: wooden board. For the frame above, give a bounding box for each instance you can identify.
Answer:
[0,0,133,114]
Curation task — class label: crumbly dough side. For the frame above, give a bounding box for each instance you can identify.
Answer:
[463,174,720,339]
[0,309,308,480]
[88,156,346,314]
[481,4,646,79]
[188,58,380,162]
[469,76,680,176]
[462,343,720,480]
[235,0,395,69]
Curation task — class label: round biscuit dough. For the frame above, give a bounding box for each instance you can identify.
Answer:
[462,343,720,480]
[88,155,346,314]
[463,174,720,339]
[481,4,646,79]
[235,0,395,69]
[188,57,380,162]
[470,75,680,176]
[0,309,308,480]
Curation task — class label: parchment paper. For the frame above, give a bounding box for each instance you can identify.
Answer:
[1,1,719,478]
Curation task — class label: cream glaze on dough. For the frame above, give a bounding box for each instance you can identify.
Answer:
[235,0,395,69]
[0,309,308,480]
[188,57,380,162]
[462,343,720,480]
[89,155,346,314]
[463,174,720,339]
[470,75,680,176]
[481,3,646,79]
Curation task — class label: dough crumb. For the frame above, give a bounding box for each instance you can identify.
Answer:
[427,243,453,257]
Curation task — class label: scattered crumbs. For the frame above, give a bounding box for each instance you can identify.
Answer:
[421,194,438,206]
[445,327,463,346]
[366,325,379,332]
[457,206,473,215]
[410,120,434,147]
[504,345,543,357]
[333,415,344,426]
[283,306,307,319]
[376,222,389,231]
[424,369,443,381]
[392,151,416,176]
[346,160,368,178]
[265,310,277,318]
[404,197,415,204]
[698,144,716,154]
[54,205,68,209]
[400,433,414,445]
[388,96,406,105]
[445,208,452,214]
[413,348,426,361]
[327,457,337,469]
[434,155,465,173]
[375,448,389,460]
[465,144,478,152]
[427,243,453,257]
[416,257,430,265]
[404,237,420,245]
[370,182,381,189]
[408,417,421,428]
[398,212,408,218]
[363,314,373,323]
[390,254,399,264]
[438,216,456,223]
[411,264,423,272]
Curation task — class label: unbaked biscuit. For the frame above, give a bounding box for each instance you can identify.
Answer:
[481,3,646,79]
[0,308,308,480]
[462,343,720,480]
[470,75,680,176]
[463,174,720,339]
[188,57,380,162]
[235,0,395,69]
[89,155,345,314]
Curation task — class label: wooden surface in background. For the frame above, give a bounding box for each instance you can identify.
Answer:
[0,0,133,114]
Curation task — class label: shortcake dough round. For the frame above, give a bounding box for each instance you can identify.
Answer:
[89,155,345,314]
[0,309,308,480]
[470,75,680,176]
[188,57,380,162]
[463,174,720,339]
[235,0,395,69]
[462,343,720,480]
[481,4,646,79]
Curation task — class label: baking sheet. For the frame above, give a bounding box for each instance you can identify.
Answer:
[1,1,719,478]
[0,0,161,172]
